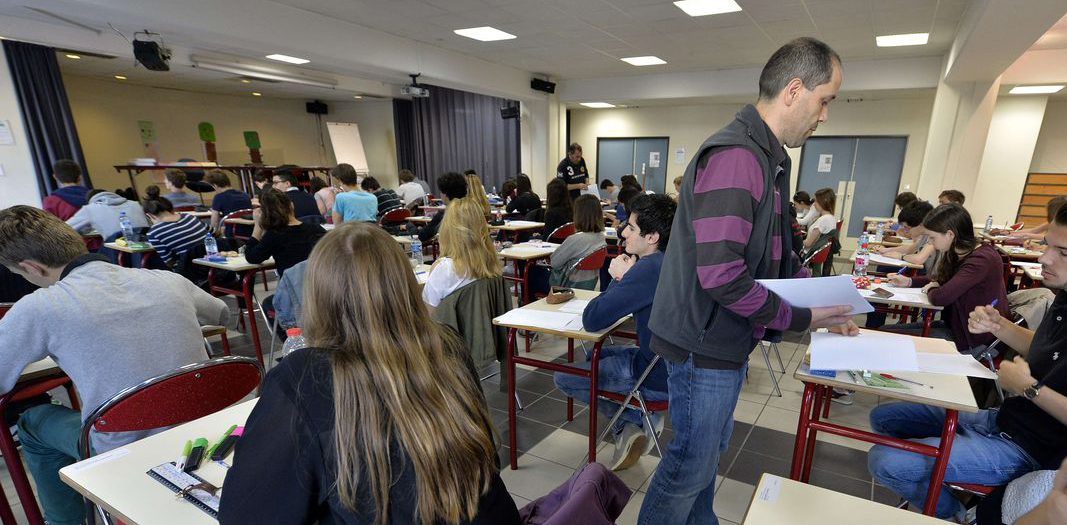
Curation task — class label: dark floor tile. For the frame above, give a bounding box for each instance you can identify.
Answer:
[484,387,542,412]
[518,395,580,427]
[647,428,675,458]
[740,425,796,460]
[513,369,561,396]
[725,450,791,486]
[809,468,873,500]
[810,441,873,481]
[873,483,906,506]
[717,445,741,476]
[499,419,557,453]
[728,421,753,449]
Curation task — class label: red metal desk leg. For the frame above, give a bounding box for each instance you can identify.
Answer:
[241,270,264,363]
[566,338,575,421]
[588,341,603,464]
[802,385,826,482]
[139,251,154,269]
[790,382,816,480]
[921,310,933,337]
[506,328,519,470]
[116,251,126,268]
[923,409,959,516]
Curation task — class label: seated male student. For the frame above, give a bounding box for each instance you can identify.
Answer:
[65,188,149,239]
[939,189,966,206]
[42,159,89,221]
[553,194,677,471]
[206,169,253,237]
[331,163,378,224]
[271,170,320,219]
[0,206,229,525]
[867,204,1067,521]
[418,172,468,243]
[360,176,403,219]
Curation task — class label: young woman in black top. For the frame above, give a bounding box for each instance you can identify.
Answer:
[244,188,326,277]
[506,174,542,217]
[541,178,573,241]
[219,223,520,525]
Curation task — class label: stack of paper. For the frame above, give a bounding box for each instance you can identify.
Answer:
[494,309,582,331]
[916,353,998,379]
[809,332,918,371]
[558,299,590,314]
[757,275,873,314]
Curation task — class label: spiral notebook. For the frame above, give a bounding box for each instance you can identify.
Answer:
[146,462,220,518]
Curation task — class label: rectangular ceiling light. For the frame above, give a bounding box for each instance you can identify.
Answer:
[622,56,666,66]
[673,0,742,17]
[1009,85,1064,94]
[875,33,929,47]
[580,102,616,108]
[265,54,310,64]
[454,26,516,42]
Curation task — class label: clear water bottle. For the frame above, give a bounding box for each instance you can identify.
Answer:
[985,214,994,233]
[409,237,422,268]
[854,233,869,277]
[118,212,135,243]
[875,222,884,243]
[281,328,307,357]
[204,233,219,257]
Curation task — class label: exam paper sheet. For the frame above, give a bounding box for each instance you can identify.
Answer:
[757,275,874,314]
[809,331,918,371]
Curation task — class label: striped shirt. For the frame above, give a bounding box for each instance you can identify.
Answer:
[693,147,806,337]
[146,214,208,265]
[374,189,403,219]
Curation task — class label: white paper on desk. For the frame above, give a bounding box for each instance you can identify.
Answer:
[809,332,918,371]
[757,275,873,314]
[494,309,581,331]
[858,287,927,304]
[558,299,590,314]
[916,353,998,379]
[868,253,909,266]
[505,220,542,227]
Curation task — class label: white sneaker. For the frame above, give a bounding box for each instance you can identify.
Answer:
[608,424,647,471]
[643,412,665,455]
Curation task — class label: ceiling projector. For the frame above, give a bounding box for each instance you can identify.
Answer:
[402,73,429,98]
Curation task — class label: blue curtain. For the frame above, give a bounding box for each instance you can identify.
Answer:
[3,40,91,198]
[408,85,520,194]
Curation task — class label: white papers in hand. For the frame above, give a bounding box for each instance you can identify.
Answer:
[558,299,590,314]
[494,309,582,331]
[757,275,873,314]
[916,353,998,379]
[809,331,918,371]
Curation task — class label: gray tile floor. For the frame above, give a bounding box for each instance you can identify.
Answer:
[4,255,917,525]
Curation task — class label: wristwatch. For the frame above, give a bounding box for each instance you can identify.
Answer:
[1023,381,1042,400]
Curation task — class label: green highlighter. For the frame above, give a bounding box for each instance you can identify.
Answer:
[184,438,209,473]
[206,425,238,460]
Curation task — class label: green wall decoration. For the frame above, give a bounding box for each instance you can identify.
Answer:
[198,122,216,143]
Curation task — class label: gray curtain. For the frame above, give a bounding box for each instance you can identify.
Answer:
[3,40,91,197]
[392,99,417,182]
[411,85,520,194]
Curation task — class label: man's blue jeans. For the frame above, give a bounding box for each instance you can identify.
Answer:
[17,404,86,525]
[638,354,747,525]
[553,346,668,433]
[868,402,1040,518]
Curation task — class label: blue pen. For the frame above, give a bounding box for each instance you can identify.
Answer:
[990,299,999,308]
[897,267,907,275]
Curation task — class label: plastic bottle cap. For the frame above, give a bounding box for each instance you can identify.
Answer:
[286,328,302,336]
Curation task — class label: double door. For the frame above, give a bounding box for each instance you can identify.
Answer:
[797,136,907,241]
[596,137,670,193]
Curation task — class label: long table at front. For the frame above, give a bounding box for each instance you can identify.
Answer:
[60,400,257,525]
[790,330,979,516]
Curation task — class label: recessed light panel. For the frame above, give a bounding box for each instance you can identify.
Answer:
[580,102,616,108]
[673,0,742,17]
[622,56,666,66]
[265,54,310,64]
[1009,85,1064,95]
[875,33,929,47]
[454,26,516,42]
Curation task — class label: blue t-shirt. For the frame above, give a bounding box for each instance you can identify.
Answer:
[333,191,378,223]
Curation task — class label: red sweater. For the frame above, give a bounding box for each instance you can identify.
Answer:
[911,243,1009,352]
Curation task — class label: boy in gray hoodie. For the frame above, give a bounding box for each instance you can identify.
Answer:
[65,190,149,239]
[0,206,228,525]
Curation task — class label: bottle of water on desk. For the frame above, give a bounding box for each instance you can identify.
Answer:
[281,328,307,357]
[874,222,884,243]
[204,233,219,257]
[854,233,869,277]
[985,214,994,233]
[409,237,422,268]
[118,212,135,243]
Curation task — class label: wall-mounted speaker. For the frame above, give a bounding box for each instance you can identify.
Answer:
[500,105,520,119]
[306,100,329,114]
[530,78,556,94]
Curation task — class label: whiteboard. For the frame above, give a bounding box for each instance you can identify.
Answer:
[326,122,369,174]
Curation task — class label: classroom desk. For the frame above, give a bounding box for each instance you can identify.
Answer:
[977,231,1013,244]
[60,399,257,525]
[858,286,943,337]
[493,290,628,469]
[1011,261,1044,288]
[419,205,446,213]
[499,242,558,305]
[182,211,213,219]
[997,244,1042,261]
[850,253,923,272]
[104,242,157,269]
[790,331,979,516]
[862,216,894,231]
[2,359,69,525]
[223,217,255,227]
[405,216,432,225]
[489,220,545,243]
[193,256,275,363]
[113,164,334,200]
[742,474,945,524]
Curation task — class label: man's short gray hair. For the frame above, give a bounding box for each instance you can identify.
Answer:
[758,37,841,101]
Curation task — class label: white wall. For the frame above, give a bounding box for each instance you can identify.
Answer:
[1031,100,1067,174]
[0,49,42,209]
[63,75,398,191]
[568,96,935,199]
[970,95,1048,226]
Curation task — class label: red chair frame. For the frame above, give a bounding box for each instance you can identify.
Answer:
[380,207,412,225]
[78,356,264,524]
[547,223,576,243]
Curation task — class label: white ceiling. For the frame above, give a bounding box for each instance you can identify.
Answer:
[271,0,970,79]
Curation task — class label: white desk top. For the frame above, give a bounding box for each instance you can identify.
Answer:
[223,217,255,226]
[1012,261,1044,281]
[862,216,894,224]
[742,474,945,524]
[795,330,978,413]
[406,216,432,224]
[60,399,257,525]
[858,286,943,311]
[19,357,61,384]
[997,245,1042,260]
[490,220,544,232]
[104,242,156,254]
[493,289,626,343]
[852,253,923,269]
[192,256,275,272]
[182,211,213,219]
[499,242,558,261]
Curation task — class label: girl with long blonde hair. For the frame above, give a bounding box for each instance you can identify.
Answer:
[220,222,519,525]
[464,173,492,216]
[422,197,502,307]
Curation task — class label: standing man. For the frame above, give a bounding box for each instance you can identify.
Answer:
[640,38,855,524]
[557,142,589,200]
